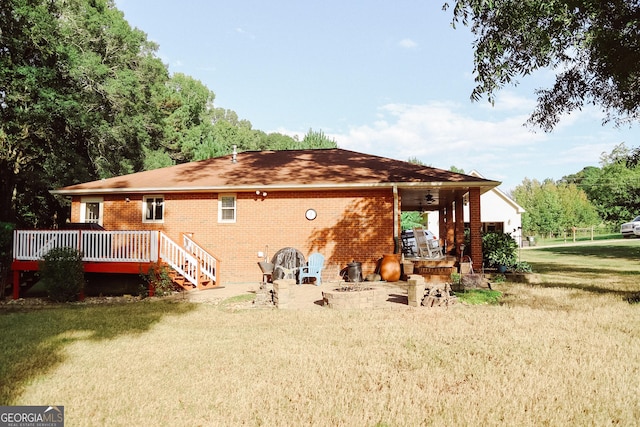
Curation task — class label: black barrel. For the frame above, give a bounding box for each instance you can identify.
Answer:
[347,261,362,282]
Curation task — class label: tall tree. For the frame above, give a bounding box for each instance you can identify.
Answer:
[567,143,640,223]
[59,0,167,178]
[0,0,169,226]
[299,128,337,149]
[446,1,640,130]
[158,73,216,163]
[0,0,77,225]
[512,178,600,235]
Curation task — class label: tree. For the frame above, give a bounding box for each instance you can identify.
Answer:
[159,73,217,163]
[407,156,427,166]
[512,178,600,236]
[446,1,640,130]
[400,211,424,231]
[0,0,80,225]
[299,128,337,149]
[0,0,169,226]
[566,143,640,224]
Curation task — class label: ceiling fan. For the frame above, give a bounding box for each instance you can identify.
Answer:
[425,191,435,204]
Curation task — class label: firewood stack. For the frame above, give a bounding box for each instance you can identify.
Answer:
[422,283,457,307]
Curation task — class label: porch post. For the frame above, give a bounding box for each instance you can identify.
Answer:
[438,206,446,248]
[469,187,483,271]
[454,193,465,257]
[445,201,454,255]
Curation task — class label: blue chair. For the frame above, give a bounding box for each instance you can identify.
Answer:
[298,253,325,285]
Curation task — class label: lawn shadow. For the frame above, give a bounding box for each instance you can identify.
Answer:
[523,259,640,300]
[0,300,197,404]
[533,244,640,261]
[518,241,640,304]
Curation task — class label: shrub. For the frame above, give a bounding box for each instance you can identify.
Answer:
[483,232,518,268]
[140,262,175,297]
[513,261,533,273]
[39,247,84,302]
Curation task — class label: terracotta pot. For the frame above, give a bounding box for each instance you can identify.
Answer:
[380,254,401,282]
[402,261,414,275]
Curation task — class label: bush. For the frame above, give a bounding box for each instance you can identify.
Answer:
[513,261,533,273]
[39,247,84,302]
[483,232,518,268]
[140,262,175,297]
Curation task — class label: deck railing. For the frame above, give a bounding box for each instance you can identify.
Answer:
[13,229,219,289]
[13,230,159,263]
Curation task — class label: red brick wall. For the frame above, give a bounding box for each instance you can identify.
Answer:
[72,190,397,283]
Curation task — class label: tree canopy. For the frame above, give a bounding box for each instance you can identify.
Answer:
[1,0,336,227]
[446,1,640,130]
[563,143,640,223]
[511,178,600,236]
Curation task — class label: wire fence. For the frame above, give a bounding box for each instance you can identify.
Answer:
[522,225,619,246]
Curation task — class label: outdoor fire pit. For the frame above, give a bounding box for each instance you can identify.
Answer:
[322,286,377,309]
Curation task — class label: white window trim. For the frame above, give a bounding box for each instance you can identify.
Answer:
[80,197,103,226]
[142,195,165,224]
[218,193,237,223]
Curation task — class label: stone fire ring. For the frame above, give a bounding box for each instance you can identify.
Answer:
[322,288,377,309]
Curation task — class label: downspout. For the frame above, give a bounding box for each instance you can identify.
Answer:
[393,185,400,253]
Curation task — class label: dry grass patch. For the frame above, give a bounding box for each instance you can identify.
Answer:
[4,292,639,426]
[2,241,640,425]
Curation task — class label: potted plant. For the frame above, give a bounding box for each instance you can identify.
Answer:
[482,232,518,272]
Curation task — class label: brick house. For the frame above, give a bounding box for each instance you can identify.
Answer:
[12,148,499,293]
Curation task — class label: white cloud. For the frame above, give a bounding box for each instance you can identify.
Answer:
[273,101,640,191]
[482,90,537,113]
[331,102,544,163]
[235,27,256,40]
[398,38,418,49]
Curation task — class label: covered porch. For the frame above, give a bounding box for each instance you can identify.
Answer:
[396,184,486,270]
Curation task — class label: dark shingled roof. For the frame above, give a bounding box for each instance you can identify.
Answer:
[53,148,499,195]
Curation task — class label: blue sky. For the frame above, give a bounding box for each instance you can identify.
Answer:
[114,0,640,191]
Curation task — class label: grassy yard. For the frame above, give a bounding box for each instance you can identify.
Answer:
[1,241,639,426]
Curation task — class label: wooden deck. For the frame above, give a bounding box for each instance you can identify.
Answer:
[11,229,221,299]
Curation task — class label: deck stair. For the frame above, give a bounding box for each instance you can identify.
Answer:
[159,232,220,290]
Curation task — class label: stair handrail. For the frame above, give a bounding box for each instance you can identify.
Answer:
[182,233,217,284]
[159,232,198,287]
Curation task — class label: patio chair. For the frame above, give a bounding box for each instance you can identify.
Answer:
[275,265,298,280]
[412,227,444,259]
[298,253,325,285]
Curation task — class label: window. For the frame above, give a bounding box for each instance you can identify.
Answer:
[80,197,103,225]
[143,196,164,223]
[218,194,236,223]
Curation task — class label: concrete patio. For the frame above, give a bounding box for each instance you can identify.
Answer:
[183,280,416,310]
